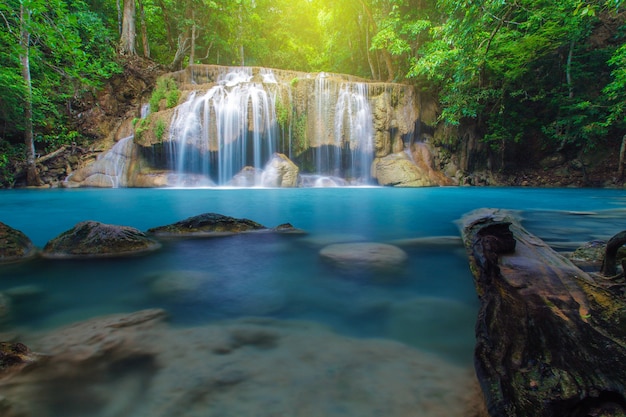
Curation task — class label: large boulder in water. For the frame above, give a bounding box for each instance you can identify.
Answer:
[42,221,161,258]
[372,152,439,187]
[261,153,300,187]
[0,222,37,263]
[148,213,266,237]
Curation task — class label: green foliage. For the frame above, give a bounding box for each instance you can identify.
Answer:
[134,118,150,141]
[150,77,180,113]
[0,140,25,188]
[292,113,308,156]
[604,43,626,128]
[155,118,167,142]
[36,128,81,154]
[0,0,120,151]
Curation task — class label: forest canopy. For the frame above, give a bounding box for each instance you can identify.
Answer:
[0,0,625,186]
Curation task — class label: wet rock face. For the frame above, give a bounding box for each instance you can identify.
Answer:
[148,213,267,237]
[0,222,36,263]
[261,153,300,187]
[42,221,161,258]
[372,152,439,187]
[0,342,40,374]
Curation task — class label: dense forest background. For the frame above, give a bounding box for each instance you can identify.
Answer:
[0,0,625,187]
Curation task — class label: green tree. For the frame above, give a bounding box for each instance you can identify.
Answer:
[0,0,119,185]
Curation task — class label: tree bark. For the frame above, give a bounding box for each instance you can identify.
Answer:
[601,231,626,277]
[116,0,122,35]
[138,0,150,58]
[356,0,394,81]
[19,4,42,187]
[618,134,626,180]
[566,38,575,99]
[189,12,196,66]
[460,208,626,417]
[156,0,175,50]
[120,0,136,55]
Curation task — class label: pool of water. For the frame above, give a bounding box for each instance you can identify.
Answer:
[0,187,624,416]
[1,187,625,353]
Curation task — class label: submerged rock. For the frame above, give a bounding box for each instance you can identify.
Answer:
[0,342,41,374]
[42,221,161,258]
[0,222,37,263]
[1,311,481,417]
[319,242,408,275]
[146,270,220,301]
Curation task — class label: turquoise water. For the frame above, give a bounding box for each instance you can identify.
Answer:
[0,186,625,368]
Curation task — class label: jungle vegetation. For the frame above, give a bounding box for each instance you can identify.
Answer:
[0,0,625,185]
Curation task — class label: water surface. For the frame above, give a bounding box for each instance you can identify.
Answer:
[0,187,624,416]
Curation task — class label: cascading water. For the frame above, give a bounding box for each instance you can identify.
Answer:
[167,68,277,186]
[335,82,374,183]
[163,67,385,187]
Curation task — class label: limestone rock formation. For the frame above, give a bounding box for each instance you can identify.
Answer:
[0,222,37,263]
[261,153,300,187]
[42,221,161,258]
[460,208,626,417]
[65,65,453,188]
[372,152,439,187]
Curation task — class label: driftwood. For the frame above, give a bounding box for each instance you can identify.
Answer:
[460,208,626,417]
[601,231,626,277]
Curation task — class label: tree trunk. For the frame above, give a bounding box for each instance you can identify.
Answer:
[189,12,196,66]
[601,231,626,277]
[117,0,122,35]
[618,134,626,180]
[566,38,575,99]
[460,208,626,417]
[120,0,136,55]
[156,0,175,50]
[356,0,394,81]
[138,0,150,58]
[19,4,42,187]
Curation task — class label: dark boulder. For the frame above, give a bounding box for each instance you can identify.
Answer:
[0,222,37,263]
[148,213,266,237]
[42,221,160,258]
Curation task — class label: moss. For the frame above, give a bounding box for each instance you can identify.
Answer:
[134,118,150,142]
[155,119,167,142]
[150,77,180,113]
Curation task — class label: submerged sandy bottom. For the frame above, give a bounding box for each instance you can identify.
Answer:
[2,310,484,417]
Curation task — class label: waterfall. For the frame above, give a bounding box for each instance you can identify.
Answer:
[164,67,380,187]
[167,68,277,186]
[312,73,341,178]
[306,74,374,184]
[335,82,374,183]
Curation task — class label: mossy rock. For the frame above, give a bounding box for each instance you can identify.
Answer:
[148,213,267,237]
[42,221,161,258]
[0,222,37,264]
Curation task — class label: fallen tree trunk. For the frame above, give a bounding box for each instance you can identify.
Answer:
[459,208,626,417]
